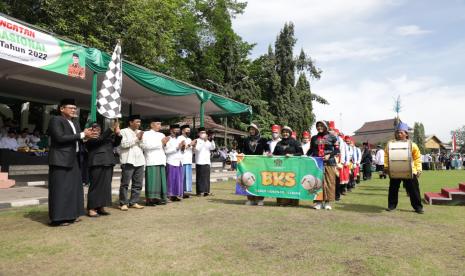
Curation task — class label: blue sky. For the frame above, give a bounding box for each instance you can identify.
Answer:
[232,0,465,142]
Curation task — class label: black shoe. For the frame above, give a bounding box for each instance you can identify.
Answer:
[183,194,190,199]
[385,208,396,212]
[414,209,424,214]
[335,198,340,201]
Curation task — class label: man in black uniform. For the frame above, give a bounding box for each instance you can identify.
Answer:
[85,122,122,217]
[47,99,96,226]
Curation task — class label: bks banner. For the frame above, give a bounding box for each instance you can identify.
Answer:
[236,155,324,201]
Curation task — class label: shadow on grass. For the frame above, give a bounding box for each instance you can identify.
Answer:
[359,186,388,191]
[207,198,311,208]
[23,209,49,225]
[335,203,385,213]
[352,192,385,196]
[207,198,250,205]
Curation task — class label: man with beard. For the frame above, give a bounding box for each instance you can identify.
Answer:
[239,123,269,206]
[273,126,303,206]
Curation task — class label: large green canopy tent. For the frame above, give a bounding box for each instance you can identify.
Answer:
[0,13,252,127]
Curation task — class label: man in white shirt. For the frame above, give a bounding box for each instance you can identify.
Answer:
[374,145,386,179]
[17,130,30,148]
[141,119,169,205]
[301,130,311,155]
[119,115,145,210]
[165,124,184,201]
[179,125,196,198]
[229,147,238,171]
[0,130,19,151]
[195,127,216,196]
[267,124,281,155]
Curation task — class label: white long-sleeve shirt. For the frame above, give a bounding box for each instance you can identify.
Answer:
[0,137,18,151]
[353,146,362,165]
[195,138,216,165]
[141,130,166,166]
[119,128,145,167]
[346,145,354,163]
[301,142,310,155]
[178,135,193,165]
[374,149,385,165]
[268,138,281,154]
[165,135,183,166]
[337,136,347,164]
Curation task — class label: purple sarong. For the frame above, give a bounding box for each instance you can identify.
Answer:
[166,164,183,197]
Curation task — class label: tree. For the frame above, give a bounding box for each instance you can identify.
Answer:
[413,122,426,153]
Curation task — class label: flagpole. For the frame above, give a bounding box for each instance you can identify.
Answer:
[90,71,98,122]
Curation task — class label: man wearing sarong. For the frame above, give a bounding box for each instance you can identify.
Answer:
[179,125,195,198]
[47,98,96,226]
[165,124,184,201]
[142,119,169,205]
[308,121,339,210]
[194,127,216,196]
[384,122,424,214]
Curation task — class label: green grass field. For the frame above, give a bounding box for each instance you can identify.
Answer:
[0,170,464,275]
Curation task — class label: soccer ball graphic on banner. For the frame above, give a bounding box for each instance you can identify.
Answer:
[300,175,322,194]
[241,172,256,188]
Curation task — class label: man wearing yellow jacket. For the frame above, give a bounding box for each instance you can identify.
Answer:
[384,122,424,214]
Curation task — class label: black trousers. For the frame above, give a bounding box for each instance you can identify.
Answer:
[362,163,372,180]
[388,176,423,211]
[335,176,341,200]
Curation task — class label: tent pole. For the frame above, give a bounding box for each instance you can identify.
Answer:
[90,71,98,122]
[200,102,205,127]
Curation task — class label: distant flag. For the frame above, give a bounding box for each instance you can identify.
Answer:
[97,42,122,118]
[452,132,457,152]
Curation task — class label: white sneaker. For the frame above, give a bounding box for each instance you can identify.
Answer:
[245,200,255,206]
[313,203,322,210]
[324,204,332,210]
[257,200,264,206]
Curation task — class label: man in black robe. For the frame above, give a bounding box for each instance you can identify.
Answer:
[47,98,96,226]
[361,142,373,180]
[85,122,122,217]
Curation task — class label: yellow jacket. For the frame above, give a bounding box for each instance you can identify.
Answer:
[384,140,422,175]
